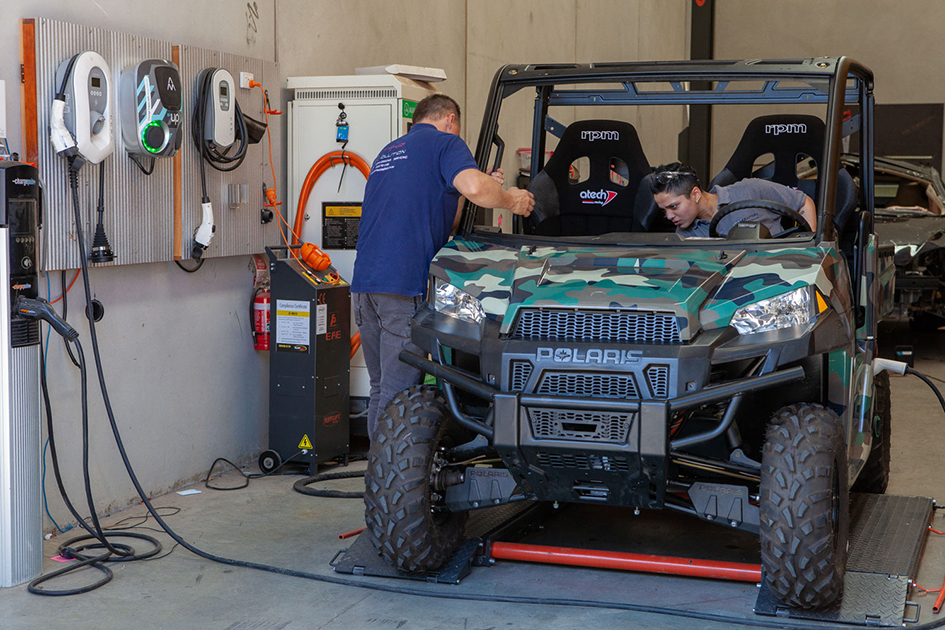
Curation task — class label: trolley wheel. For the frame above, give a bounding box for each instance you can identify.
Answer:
[258,450,282,474]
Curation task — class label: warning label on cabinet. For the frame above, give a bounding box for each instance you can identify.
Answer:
[322,202,361,250]
[276,299,310,352]
[315,304,328,335]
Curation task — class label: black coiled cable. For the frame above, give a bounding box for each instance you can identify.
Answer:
[190,68,248,201]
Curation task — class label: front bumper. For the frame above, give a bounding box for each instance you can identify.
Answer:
[407,305,838,508]
[401,349,803,508]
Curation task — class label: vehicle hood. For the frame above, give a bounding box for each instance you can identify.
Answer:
[431,239,851,340]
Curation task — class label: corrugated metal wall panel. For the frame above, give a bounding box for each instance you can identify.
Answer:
[32,18,176,271]
[30,19,281,270]
[177,47,281,260]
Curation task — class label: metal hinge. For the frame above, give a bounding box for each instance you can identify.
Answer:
[21,64,26,83]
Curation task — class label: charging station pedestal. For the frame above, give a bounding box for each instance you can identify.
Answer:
[0,163,42,587]
[265,248,350,474]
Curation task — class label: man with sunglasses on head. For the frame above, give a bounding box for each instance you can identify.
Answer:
[649,162,816,238]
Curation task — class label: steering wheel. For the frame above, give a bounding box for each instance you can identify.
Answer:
[708,199,809,238]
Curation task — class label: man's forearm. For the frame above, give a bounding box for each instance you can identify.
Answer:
[461,171,512,208]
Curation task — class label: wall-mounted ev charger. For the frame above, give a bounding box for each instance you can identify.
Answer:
[190,67,249,261]
[119,59,183,160]
[51,51,114,166]
[197,68,236,148]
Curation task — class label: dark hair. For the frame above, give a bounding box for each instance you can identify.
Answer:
[412,93,461,125]
[649,162,701,197]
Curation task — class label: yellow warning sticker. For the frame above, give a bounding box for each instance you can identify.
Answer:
[298,434,313,449]
[324,204,362,218]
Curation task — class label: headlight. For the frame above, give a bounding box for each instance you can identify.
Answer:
[432,277,484,324]
[730,286,814,335]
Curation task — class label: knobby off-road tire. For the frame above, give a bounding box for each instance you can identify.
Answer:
[851,371,891,494]
[363,385,468,573]
[760,403,850,609]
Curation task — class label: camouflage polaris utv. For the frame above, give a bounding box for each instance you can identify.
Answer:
[363,58,896,610]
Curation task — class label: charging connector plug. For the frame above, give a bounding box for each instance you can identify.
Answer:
[14,296,79,340]
[874,358,908,376]
[50,98,78,158]
[192,200,215,260]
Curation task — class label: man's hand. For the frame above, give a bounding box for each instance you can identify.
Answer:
[488,167,505,187]
[507,188,534,217]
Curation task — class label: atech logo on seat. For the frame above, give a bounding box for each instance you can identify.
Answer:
[581,189,618,206]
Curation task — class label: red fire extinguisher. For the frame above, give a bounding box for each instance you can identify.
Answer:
[253,288,270,351]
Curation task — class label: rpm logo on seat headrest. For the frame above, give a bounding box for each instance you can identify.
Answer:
[581,189,618,206]
[581,130,619,142]
[765,123,808,135]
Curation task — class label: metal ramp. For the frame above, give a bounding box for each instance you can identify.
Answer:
[754,494,933,626]
[332,494,933,626]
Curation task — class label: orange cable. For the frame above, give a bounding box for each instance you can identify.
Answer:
[49,269,80,305]
[292,151,370,246]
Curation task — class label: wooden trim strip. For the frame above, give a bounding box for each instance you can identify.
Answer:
[19,19,38,165]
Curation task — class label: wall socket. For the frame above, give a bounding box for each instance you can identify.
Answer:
[239,71,254,89]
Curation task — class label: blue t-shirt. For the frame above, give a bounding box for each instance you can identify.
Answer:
[351,123,478,297]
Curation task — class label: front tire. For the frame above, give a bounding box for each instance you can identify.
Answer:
[760,404,849,609]
[363,386,467,573]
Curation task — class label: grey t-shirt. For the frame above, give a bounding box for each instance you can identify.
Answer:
[677,179,807,238]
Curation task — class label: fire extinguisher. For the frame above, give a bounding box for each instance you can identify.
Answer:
[249,253,271,351]
[252,288,270,351]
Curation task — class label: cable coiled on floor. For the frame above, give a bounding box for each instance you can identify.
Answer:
[292,470,365,499]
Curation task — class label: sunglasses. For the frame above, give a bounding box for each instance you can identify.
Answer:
[655,170,694,184]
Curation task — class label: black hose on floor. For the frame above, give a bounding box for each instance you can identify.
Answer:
[293,470,365,499]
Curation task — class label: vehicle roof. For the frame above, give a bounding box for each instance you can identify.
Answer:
[494,57,857,84]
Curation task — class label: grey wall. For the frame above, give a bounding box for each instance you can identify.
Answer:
[2,0,277,527]
[712,0,945,176]
[2,0,689,530]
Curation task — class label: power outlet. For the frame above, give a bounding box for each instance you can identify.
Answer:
[239,71,254,89]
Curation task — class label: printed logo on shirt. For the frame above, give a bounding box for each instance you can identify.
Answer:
[580,189,618,206]
[580,130,619,142]
[765,123,807,135]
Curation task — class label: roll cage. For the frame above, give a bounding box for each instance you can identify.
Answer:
[461,57,876,245]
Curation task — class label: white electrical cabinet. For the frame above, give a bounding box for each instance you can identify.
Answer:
[287,73,439,400]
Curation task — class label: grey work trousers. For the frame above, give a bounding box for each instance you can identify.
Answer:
[352,292,424,440]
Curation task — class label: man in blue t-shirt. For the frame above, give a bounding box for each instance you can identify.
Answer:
[351,93,534,439]
[649,162,817,237]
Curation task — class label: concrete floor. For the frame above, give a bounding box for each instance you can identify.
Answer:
[4,320,945,629]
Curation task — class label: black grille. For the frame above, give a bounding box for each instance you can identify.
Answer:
[529,408,633,443]
[536,372,638,398]
[510,309,681,344]
[509,360,533,391]
[644,365,671,398]
[536,450,631,472]
[11,320,40,348]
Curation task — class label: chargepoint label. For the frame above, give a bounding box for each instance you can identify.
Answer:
[276,299,310,352]
[581,189,618,207]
